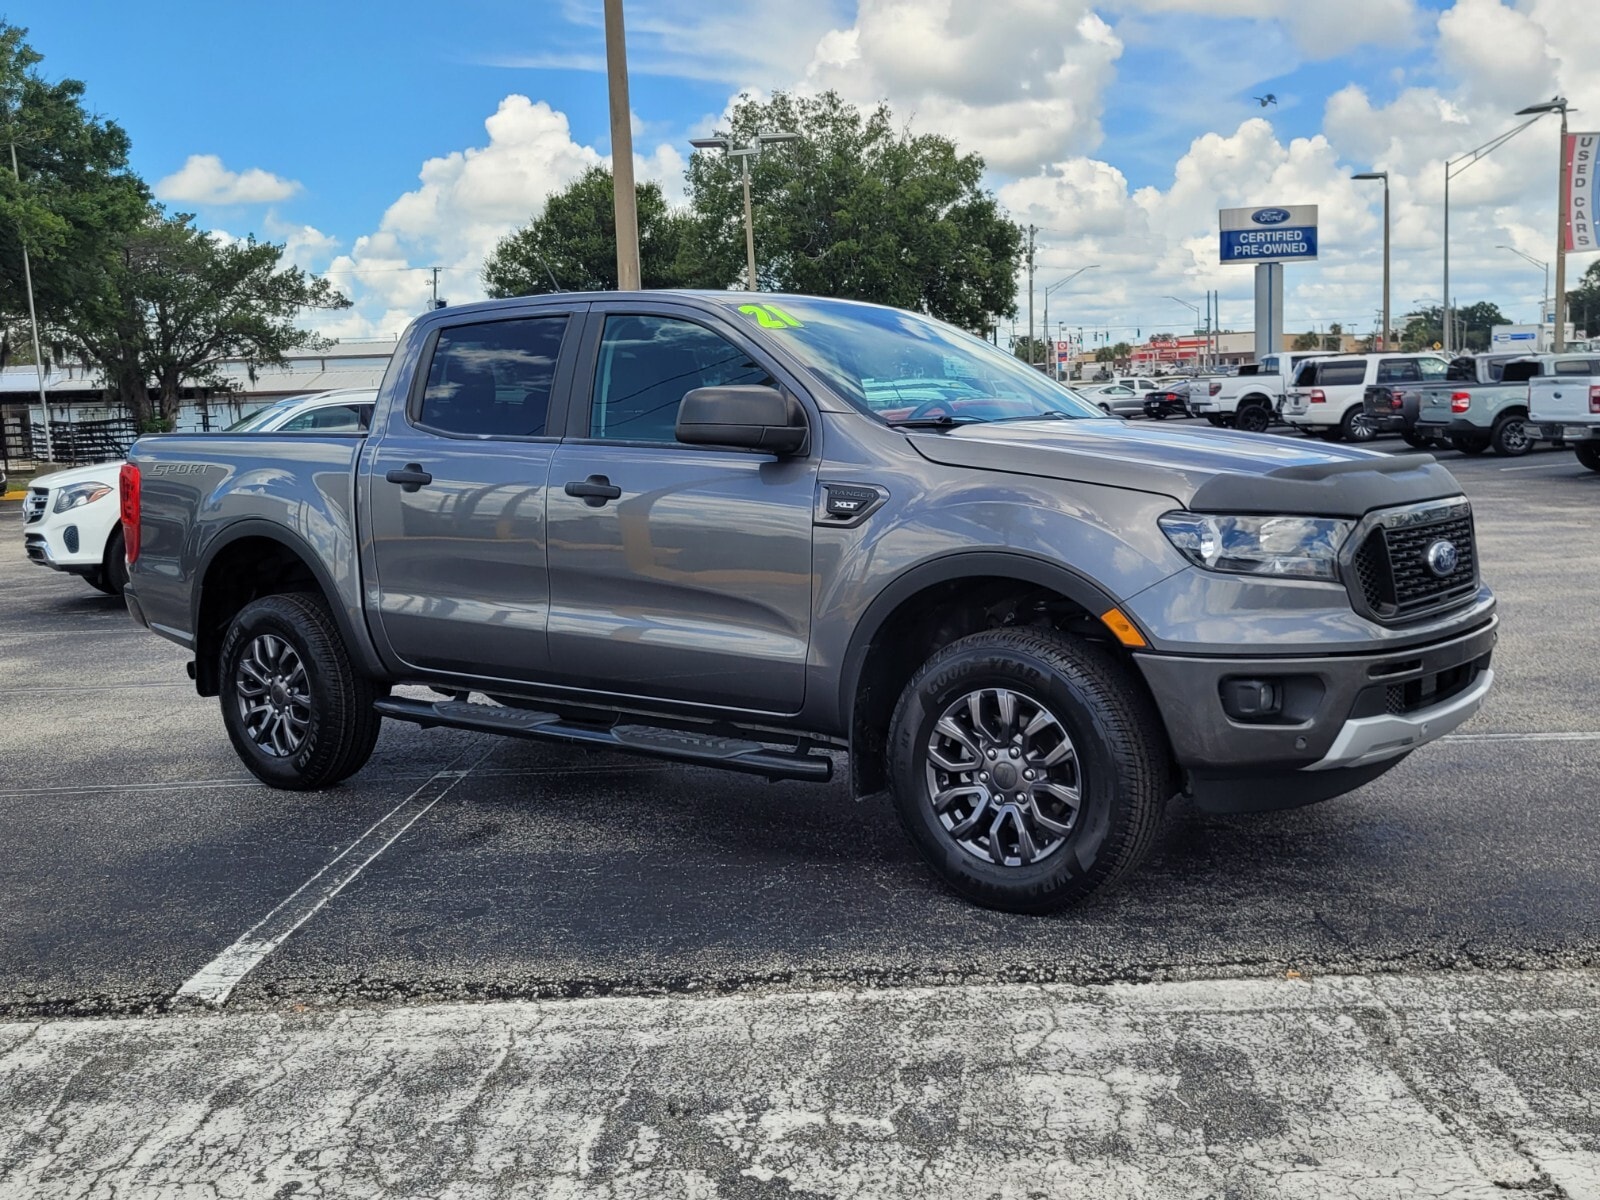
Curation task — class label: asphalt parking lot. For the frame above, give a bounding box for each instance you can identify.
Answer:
[3,427,1598,1020]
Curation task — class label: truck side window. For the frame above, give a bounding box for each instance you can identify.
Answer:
[590,315,772,443]
[1418,359,1449,381]
[1554,359,1595,375]
[419,317,567,437]
[279,404,368,433]
[1316,361,1368,386]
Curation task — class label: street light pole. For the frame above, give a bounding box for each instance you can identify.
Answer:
[689,131,801,292]
[1497,244,1550,320]
[1044,265,1100,377]
[1353,172,1390,350]
[1442,109,1549,355]
[602,0,641,290]
[7,132,54,464]
[1517,98,1572,350]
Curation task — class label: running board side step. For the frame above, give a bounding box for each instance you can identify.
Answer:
[373,696,833,782]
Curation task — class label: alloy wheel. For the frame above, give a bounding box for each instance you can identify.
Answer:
[234,633,312,757]
[924,687,1082,867]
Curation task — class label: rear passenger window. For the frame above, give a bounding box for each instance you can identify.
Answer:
[1316,361,1369,386]
[590,314,773,443]
[419,317,567,437]
[1554,359,1597,375]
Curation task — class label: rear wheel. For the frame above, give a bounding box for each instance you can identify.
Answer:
[1235,403,1271,434]
[1340,406,1377,443]
[219,592,385,790]
[1490,414,1531,457]
[886,629,1172,913]
[1449,433,1490,456]
[1576,444,1600,473]
[1401,431,1433,449]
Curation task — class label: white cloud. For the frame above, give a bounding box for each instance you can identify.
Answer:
[802,0,1124,171]
[1115,0,1420,59]
[155,154,302,205]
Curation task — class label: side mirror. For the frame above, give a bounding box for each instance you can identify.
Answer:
[675,385,808,454]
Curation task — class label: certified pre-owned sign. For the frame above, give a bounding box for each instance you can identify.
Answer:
[1219,204,1318,263]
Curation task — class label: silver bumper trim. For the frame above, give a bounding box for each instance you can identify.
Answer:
[1304,668,1493,771]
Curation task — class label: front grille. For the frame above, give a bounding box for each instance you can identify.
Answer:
[23,488,48,523]
[1349,503,1478,622]
[1355,652,1491,720]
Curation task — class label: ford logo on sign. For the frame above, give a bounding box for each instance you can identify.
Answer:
[1252,208,1292,225]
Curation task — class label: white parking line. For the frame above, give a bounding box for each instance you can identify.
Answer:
[1441,731,1600,743]
[1500,461,1578,471]
[173,747,496,1007]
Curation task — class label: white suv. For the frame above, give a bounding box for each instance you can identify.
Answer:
[22,388,376,597]
[1283,354,1449,442]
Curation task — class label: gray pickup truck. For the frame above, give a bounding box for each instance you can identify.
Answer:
[1410,355,1546,457]
[119,292,1497,912]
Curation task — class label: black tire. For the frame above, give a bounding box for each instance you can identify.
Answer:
[1449,434,1490,456]
[1577,444,1600,473]
[886,629,1173,913]
[1235,403,1271,434]
[1490,414,1531,457]
[98,527,129,597]
[1340,406,1376,443]
[218,592,385,790]
[1206,416,1226,427]
[84,568,113,595]
[1401,431,1432,450]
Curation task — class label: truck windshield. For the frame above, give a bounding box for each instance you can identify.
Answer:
[727,297,1105,425]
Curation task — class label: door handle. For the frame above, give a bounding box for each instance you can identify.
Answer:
[385,463,433,492]
[564,475,623,507]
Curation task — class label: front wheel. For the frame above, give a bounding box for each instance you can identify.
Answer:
[218,593,385,790]
[1491,415,1531,457]
[886,629,1172,913]
[1576,443,1600,473]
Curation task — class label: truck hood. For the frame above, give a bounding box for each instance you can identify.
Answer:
[905,420,1464,517]
[32,460,125,492]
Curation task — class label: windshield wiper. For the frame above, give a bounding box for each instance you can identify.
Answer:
[983,411,1078,424]
[885,415,987,429]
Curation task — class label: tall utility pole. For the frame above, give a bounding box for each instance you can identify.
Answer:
[7,131,54,464]
[1026,225,1037,366]
[603,0,641,290]
[1353,172,1390,350]
[430,266,441,308]
[1042,265,1099,377]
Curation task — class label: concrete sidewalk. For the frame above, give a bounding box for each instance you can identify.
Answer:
[3,969,1597,1199]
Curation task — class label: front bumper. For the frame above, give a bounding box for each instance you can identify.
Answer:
[1134,617,1497,811]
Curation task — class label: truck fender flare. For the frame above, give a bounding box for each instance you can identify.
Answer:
[837,550,1124,727]
[192,519,387,683]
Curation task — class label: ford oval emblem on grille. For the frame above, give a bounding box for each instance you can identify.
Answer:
[1252,208,1292,225]
[1425,539,1459,578]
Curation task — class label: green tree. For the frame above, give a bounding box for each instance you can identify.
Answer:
[1110,341,1132,364]
[1565,259,1600,336]
[1399,304,1505,353]
[0,21,147,366]
[1292,332,1320,351]
[1093,346,1115,363]
[1010,334,1053,365]
[61,210,349,429]
[682,90,1022,332]
[482,165,699,296]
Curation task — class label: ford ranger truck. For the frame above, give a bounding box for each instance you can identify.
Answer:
[118,293,1497,913]
[1528,353,1600,473]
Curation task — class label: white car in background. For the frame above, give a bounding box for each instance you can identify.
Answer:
[21,388,375,598]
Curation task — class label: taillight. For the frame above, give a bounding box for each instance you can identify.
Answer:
[119,462,141,565]
[1590,385,1600,414]
[1391,389,1405,410]
[1209,381,1222,396]
[1451,391,1471,414]
[1310,389,1326,404]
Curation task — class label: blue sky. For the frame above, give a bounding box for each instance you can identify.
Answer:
[10,0,1593,339]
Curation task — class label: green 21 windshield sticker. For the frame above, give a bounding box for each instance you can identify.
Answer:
[737,303,804,329]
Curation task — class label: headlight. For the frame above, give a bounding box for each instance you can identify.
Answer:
[53,482,115,513]
[1158,512,1353,581]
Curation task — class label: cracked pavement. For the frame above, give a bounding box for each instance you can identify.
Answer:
[2,971,1598,1198]
[3,435,1600,1194]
